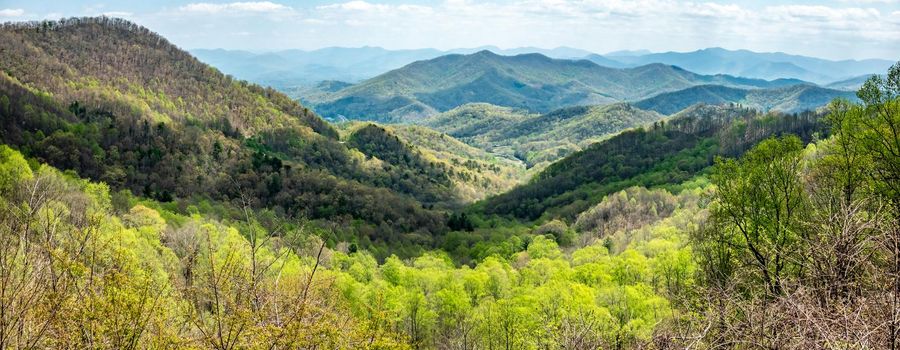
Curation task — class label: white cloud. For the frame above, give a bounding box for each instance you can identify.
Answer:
[317,1,431,14]
[179,1,292,14]
[101,11,134,18]
[123,0,897,60]
[318,1,386,11]
[838,0,898,3]
[0,8,25,17]
[765,5,879,22]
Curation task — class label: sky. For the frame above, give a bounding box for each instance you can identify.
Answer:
[0,0,898,60]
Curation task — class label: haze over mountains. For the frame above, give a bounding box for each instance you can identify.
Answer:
[594,47,893,84]
[191,45,594,88]
[300,50,852,123]
[193,46,891,89]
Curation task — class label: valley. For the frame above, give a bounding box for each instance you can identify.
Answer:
[0,13,898,350]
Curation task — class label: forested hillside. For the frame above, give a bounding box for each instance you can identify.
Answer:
[477,104,826,221]
[383,125,527,199]
[421,103,665,169]
[307,50,802,122]
[334,122,526,202]
[0,18,460,258]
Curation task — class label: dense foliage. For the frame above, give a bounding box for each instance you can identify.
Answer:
[0,18,460,259]
[479,104,826,221]
[0,145,408,348]
[684,65,900,347]
[2,17,899,350]
[421,103,664,169]
[0,144,703,349]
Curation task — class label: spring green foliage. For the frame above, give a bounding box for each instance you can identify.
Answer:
[369,123,527,201]
[683,62,900,348]
[0,144,410,348]
[704,135,808,295]
[2,17,899,349]
[479,104,825,221]
[0,18,468,258]
[0,144,701,348]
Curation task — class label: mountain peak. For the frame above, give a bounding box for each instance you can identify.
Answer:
[472,49,499,57]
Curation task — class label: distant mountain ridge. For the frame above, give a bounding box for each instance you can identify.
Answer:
[633,84,856,115]
[307,50,802,123]
[190,45,594,88]
[193,46,891,94]
[591,47,892,84]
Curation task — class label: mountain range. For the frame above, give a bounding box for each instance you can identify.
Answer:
[0,17,473,257]
[302,50,850,123]
[596,47,892,85]
[190,45,594,88]
[193,46,891,91]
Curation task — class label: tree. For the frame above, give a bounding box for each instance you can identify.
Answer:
[846,62,900,349]
[700,135,808,296]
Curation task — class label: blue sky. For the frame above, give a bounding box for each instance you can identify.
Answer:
[1,0,898,60]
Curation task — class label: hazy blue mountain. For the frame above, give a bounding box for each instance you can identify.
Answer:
[605,49,653,57]
[633,84,857,115]
[826,74,883,91]
[191,46,596,89]
[604,47,892,84]
[191,46,445,87]
[583,54,629,68]
[306,50,804,123]
[455,46,594,58]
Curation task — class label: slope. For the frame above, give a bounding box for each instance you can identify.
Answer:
[420,102,665,169]
[0,17,458,257]
[475,104,827,221]
[339,122,527,202]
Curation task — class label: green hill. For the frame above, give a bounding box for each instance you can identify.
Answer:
[420,102,664,169]
[306,50,803,122]
[475,104,827,221]
[634,84,856,115]
[0,17,456,258]
[413,103,534,138]
[340,123,527,202]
